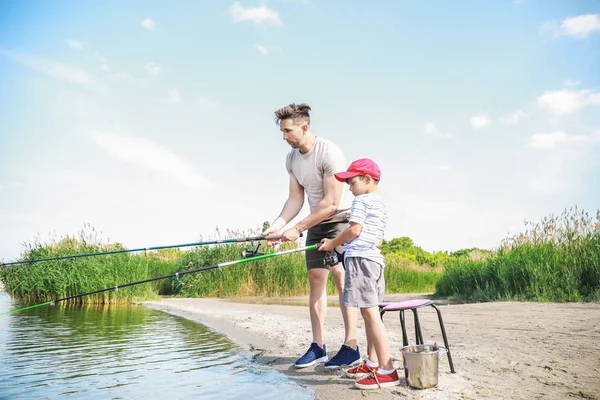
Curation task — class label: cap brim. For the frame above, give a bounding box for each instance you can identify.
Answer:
[334,171,360,182]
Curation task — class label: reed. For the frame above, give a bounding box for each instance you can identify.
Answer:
[0,226,162,304]
[435,206,600,302]
[0,227,445,302]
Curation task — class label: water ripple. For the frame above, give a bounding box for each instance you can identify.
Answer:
[0,292,312,399]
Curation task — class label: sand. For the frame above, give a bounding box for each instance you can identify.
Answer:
[144,294,600,400]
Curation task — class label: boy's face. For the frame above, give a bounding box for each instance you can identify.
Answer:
[346,175,368,196]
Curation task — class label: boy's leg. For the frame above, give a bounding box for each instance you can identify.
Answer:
[354,306,400,389]
[361,307,393,370]
[365,323,378,365]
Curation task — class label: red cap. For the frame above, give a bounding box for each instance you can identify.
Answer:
[334,158,381,182]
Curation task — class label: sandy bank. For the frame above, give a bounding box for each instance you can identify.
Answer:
[144,295,600,400]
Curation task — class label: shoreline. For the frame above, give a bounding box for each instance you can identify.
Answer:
[144,295,600,400]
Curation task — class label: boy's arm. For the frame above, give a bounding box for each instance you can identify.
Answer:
[327,222,362,249]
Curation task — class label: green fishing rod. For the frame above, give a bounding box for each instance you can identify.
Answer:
[0,244,317,316]
[1,234,294,266]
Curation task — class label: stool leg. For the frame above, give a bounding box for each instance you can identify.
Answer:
[412,309,424,344]
[399,311,408,381]
[431,304,455,373]
[399,311,408,346]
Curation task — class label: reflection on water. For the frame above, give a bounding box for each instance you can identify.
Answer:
[0,291,312,399]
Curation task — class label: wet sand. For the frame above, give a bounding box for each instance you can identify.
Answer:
[144,294,600,400]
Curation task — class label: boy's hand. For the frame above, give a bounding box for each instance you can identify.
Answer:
[319,238,334,252]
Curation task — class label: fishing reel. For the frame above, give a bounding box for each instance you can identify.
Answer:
[241,242,265,258]
[323,249,344,267]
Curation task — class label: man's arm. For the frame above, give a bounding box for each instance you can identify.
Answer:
[294,174,343,232]
[263,174,304,235]
[279,174,343,242]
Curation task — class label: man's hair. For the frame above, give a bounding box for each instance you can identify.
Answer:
[274,103,311,126]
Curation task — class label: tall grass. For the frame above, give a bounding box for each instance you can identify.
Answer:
[384,254,443,293]
[435,207,600,302]
[0,226,165,304]
[1,226,445,303]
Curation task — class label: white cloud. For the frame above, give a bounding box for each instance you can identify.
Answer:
[529,131,600,150]
[110,72,138,83]
[513,0,525,6]
[145,62,161,76]
[537,88,600,116]
[541,14,600,39]
[254,45,269,55]
[560,14,600,38]
[159,89,181,104]
[423,122,452,138]
[228,2,283,26]
[1,50,106,93]
[65,39,84,49]
[470,114,491,129]
[141,17,156,31]
[499,109,527,125]
[563,79,580,87]
[87,131,207,187]
[95,52,108,63]
[101,64,109,71]
[198,97,217,109]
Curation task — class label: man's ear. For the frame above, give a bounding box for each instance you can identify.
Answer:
[302,124,308,133]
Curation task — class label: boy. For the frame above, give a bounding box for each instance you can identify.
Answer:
[318,158,400,389]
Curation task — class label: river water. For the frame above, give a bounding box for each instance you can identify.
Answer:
[0,291,312,399]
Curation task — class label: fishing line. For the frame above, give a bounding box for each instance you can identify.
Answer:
[1,234,292,266]
[0,244,317,316]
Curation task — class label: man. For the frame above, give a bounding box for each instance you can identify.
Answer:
[262,102,361,369]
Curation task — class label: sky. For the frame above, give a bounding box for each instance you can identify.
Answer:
[1,0,599,262]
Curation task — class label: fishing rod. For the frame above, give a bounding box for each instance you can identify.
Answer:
[1,234,299,266]
[0,244,318,316]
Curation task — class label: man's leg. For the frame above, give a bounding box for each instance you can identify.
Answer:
[324,261,361,369]
[330,263,357,349]
[308,268,329,347]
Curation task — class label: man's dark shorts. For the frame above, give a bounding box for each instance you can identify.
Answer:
[305,209,350,270]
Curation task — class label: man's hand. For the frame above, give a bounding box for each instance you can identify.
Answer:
[262,224,283,246]
[319,238,335,252]
[281,226,301,242]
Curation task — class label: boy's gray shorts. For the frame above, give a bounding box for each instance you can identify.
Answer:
[341,256,385,308]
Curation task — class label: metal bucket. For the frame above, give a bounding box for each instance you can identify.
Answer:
[400,344,443,389]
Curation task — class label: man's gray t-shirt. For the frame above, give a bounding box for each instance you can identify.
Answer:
[285,137,352,213]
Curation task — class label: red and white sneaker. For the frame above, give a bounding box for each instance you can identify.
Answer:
[345,361,378,378]
[354,369,401,389]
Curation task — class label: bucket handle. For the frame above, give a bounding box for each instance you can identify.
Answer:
[400,344,448,355]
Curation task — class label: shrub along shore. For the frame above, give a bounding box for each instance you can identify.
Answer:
[1,206,598,304]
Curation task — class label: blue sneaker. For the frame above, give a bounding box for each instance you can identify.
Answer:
[324,344,361,369]
[295,343,328,368]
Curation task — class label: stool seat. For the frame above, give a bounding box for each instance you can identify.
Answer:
[381,299,433,311]
[378,298,455,375]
